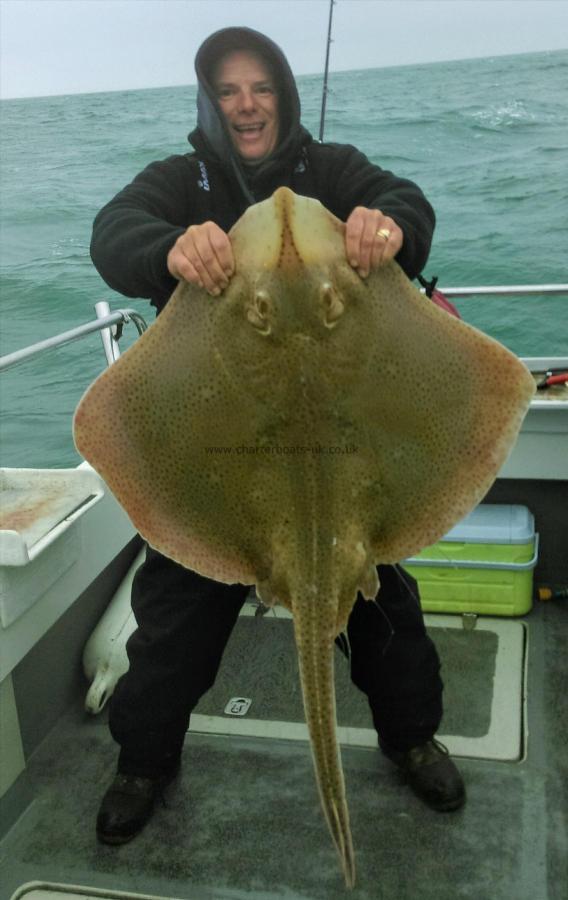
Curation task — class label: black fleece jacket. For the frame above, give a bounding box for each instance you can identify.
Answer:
[90,27,435,312]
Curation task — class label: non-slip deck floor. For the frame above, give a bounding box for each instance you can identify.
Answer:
[191,606,525,761]
[0,717,555,900]
[2,602,566,900]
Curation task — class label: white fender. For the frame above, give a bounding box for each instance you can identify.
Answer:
[82,547,145,714]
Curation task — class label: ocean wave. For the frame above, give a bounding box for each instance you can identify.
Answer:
[463,100,537,130]
[535,144,568,156]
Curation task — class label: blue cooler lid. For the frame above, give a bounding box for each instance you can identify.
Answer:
[442,504,534,544]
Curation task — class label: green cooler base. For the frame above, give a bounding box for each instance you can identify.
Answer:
[404,504,538,616]
[405,563,535,615]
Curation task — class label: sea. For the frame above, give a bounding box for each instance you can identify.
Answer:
[0,49,567,469]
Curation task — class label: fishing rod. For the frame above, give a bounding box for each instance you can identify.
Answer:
[318,0,335,141]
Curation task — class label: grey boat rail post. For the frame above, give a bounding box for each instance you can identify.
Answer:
[0,305,148,373]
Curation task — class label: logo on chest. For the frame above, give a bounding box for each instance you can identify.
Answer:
[197,160,210,191]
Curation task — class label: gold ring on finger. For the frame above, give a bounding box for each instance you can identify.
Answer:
[376,228,391,242]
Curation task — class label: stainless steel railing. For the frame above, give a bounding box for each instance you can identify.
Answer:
[435,284,568,298]
[0,303,148,373]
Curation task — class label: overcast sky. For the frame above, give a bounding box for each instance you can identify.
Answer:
[1,0,567,99]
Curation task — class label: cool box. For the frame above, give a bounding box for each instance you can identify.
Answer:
[403,504,538,616]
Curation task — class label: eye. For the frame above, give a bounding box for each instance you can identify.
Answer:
[320,282,345,327]
[216,86,235,99]
[246,289,272,336]
[256,84,275,95]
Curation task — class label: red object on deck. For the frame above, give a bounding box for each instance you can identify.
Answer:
[537,371,568,390]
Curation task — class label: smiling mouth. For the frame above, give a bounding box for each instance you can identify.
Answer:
[233,123,265,134]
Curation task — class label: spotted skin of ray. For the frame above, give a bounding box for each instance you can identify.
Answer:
[74,187,535,888]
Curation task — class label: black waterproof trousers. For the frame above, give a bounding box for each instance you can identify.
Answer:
[109,546,444,777]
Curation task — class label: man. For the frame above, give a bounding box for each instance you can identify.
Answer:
[92,26,465,846]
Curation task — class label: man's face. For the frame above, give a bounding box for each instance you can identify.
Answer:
[213,50,279,162]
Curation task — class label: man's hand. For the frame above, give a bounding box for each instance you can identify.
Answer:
[167,221,234,296]
[345,207,403,279]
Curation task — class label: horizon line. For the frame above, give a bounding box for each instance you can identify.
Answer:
[1,46,565,102]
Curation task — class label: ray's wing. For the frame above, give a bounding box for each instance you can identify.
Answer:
[73,279,277,584]
[337,260,535,563]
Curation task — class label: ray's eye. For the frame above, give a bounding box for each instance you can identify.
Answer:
[320,282,345,327]
[246,289,272,335]
[255,290,270,317]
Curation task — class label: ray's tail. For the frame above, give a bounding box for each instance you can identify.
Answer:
[291,602,356,888]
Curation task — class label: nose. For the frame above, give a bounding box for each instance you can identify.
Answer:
[238,88,256,113]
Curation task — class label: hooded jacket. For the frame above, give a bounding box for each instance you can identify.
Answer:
[90,27,436,312]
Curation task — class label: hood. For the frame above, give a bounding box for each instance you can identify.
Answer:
[189,27,308,200]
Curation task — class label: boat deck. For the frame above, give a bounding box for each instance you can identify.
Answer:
[1,598,566,900]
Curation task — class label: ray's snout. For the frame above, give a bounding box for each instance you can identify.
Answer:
[230,187,346,278]
[273,187,306,274]
[272,187,346,273]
